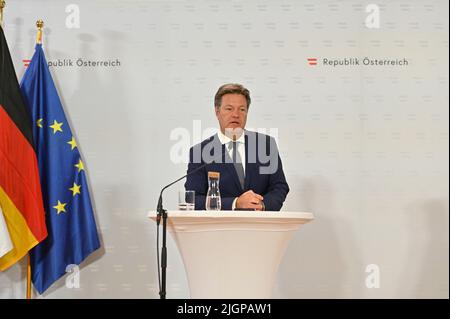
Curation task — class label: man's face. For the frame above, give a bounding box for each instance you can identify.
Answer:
[215,93,248,137]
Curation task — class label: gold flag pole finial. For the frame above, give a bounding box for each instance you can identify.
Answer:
[0,1,6,27]
[36,20,44,44]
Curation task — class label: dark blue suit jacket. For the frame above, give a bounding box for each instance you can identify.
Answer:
[184,131,289,211]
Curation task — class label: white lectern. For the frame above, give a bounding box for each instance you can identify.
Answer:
[149,211,313,299]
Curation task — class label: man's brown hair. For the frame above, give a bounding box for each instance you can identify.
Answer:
[214,83,251,109]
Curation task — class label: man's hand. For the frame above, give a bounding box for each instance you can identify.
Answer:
[236,190,264,211]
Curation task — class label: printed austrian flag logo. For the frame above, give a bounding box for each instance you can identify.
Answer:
[307,57,317,66]
[23,59,31,67]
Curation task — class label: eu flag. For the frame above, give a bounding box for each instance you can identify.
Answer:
[20,44,100,294]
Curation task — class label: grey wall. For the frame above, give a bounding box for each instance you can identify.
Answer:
[0,0,448,298]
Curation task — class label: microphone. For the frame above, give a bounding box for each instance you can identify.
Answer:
[155,160,209,299]
[156,161,209,223]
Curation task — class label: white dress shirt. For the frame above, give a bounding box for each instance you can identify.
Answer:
[217,129,246,173]
[217,130,246,209]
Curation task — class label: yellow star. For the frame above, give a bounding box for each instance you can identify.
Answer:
[37,118,43,128]
[67,137,77,150]
[49,120,63,134]
[53,200,67,214]
[74,159,84,172]
[69,183,81,196]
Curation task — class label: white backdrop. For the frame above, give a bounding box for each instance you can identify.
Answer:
[0,0,448,298]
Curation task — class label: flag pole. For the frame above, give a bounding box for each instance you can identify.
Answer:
[26,20,45,301]
[0,1,6,27]
[26,255,32,299]
[36,19,43,44]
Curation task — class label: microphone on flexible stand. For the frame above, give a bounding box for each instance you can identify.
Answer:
[156,161,209,299]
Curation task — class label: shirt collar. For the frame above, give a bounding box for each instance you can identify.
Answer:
[217,129,246,145]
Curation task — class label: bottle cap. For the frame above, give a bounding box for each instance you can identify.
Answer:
[208,171,220,179]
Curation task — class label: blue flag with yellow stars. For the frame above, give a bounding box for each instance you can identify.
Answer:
[20,43,100,294]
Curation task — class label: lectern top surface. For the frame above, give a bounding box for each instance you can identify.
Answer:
[148,210,314,220]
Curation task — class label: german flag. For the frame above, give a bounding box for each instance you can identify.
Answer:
[0,26,47,271]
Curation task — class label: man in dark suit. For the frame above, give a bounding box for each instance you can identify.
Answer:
[184,83,289,211]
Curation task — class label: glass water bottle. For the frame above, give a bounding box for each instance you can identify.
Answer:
[205,171,221,210]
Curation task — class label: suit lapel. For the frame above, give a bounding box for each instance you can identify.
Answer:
[244,134,253,191]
